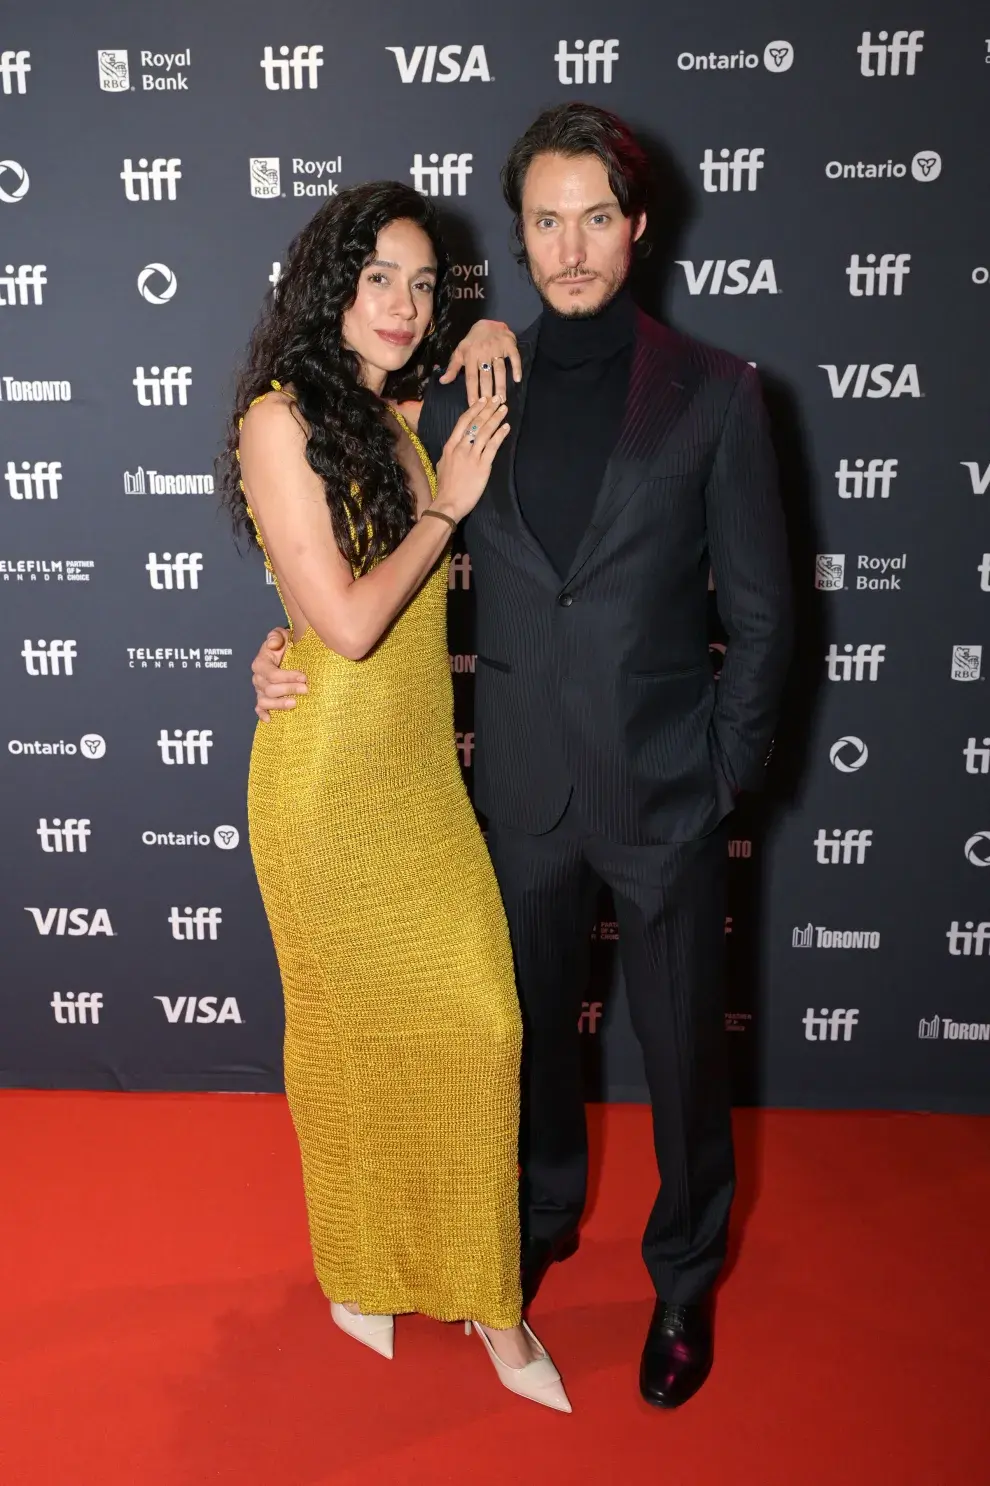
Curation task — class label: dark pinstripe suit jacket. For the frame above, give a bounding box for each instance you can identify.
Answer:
[419,308,793,844]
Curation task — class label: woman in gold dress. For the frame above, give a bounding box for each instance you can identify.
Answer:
[220,182,570,1412]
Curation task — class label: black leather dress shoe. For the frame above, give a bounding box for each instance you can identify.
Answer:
[639,1300,713,1409]
[521,1232,579,1309]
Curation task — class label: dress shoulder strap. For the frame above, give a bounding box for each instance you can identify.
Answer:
[236,381,296,626]
[386,403,438,501]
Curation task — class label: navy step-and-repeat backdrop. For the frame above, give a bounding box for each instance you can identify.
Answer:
[2,2,988,1110]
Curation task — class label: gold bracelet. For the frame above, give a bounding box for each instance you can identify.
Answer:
[420,507,458,533]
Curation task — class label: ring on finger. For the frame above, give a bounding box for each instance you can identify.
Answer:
[480,362,492,372]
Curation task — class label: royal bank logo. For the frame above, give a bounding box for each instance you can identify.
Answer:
[260,44,323,89]
[0,160,30,204]
[137,263,177,304]
[815,553,845,591]
[120,157,181,202]
[0,264,46,306]
[250,157,281,198]
[0,558,93,584]
[825,151,941,183]
[964,737,990,774]
[450,260,488,300]
[792,923,879,949]
[5,460,62,499]
[858,29,924,76]
[846,252,911,296]
[387,44,492,82]
[677,40,793,72]
[0,378,71,403]
[155,995,243,1024]
[835,458,898,499]
[829,736,868,772]
[25,907,113,937]
[0,50,31,94]
[555,39,619,85]
[818,363,921,399]
[675,258,778,295]
[291,156,342,199]
[98,50,130,90]
[951,645,982,681]
[699,147,764,192]
[409,152,473,196]
[21,638,77,676]
[141,824,239,849]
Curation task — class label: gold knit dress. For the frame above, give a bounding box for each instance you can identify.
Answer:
[243,391,522,1327]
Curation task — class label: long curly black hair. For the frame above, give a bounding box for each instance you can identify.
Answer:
[219,181,452,573]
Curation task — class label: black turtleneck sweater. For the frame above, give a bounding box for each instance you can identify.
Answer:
[515,287,637,581]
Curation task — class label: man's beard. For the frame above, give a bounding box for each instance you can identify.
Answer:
[530,257,631,319]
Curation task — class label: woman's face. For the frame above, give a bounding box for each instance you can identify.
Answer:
[341,217,437,391]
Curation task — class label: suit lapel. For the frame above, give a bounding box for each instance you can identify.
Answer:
[564,314,700,584]
[488,318,550,569]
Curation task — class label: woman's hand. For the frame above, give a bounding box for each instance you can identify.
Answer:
[251,627,307,721]
[434,396,510,521]
[439,320,522,403]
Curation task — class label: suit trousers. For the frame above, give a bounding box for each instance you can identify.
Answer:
[485,799,735,1305]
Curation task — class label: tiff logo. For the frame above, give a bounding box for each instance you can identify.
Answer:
[448,552,471,589]
[409,152,473,196]
[814,828,873,864]
[964,737,990,775]
[37,817,90,853]
[946,921,990,956]
[826,643,885,681]
[803,1007,860,1041]
[5,460,62,499]
[133,365,191,407]
[146,552,203,590]
[0,264,46,305]
[157,728,213,764]
[699,147,764,192]
[979,553,990,592]
[836,458,898,499]
[960,461,990,495]
[578,1000,603,1033]
[555,39,619,85]
[456,730,474,767]
[51,991,102,1024]
[858,29,924,76]
[22,638,76,675]
[846,252,911,296]
[0,49,30,93]
[168,906,222,940]
[120,158,182,202]
[260,44,323,89]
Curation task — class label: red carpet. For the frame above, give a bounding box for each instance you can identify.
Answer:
[0,1094,987,1486]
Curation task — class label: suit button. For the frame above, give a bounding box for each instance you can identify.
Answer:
[558,593,573,608]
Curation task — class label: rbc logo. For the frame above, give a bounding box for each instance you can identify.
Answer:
[98,50,129,90]
[250,158,281,198]
[815,554,845,590]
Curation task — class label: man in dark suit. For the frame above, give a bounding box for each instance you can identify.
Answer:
[253,103,792,1407]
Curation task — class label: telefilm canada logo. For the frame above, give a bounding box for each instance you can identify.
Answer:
[0,558,94,584]
[127,645,230,671]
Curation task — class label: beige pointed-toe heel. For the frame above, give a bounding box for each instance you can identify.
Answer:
[467,1320,572,1413]
[330,1301,394,1359]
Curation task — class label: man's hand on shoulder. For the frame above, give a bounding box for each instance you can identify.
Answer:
[439,320,521,402]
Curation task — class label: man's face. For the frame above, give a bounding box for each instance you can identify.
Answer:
[520,151,645,317]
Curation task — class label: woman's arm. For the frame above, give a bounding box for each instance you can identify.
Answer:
[239,393,508,661]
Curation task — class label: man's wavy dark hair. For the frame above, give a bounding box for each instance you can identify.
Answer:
[219,181,451,574]
[500,102,654,263]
